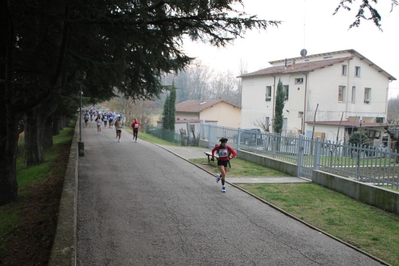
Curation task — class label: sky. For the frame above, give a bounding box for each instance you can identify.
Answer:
[182,0,399,98]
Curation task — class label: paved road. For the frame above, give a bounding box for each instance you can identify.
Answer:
[77,122,385,266]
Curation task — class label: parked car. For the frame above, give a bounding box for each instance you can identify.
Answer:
[233,128,263,146]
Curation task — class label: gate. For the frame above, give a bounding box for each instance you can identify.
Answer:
[297,135,314,180]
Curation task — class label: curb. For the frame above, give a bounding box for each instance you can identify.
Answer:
[48,121,79,266]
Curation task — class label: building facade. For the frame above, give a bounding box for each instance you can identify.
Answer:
[239,49,396,143]
[175,99,241,128]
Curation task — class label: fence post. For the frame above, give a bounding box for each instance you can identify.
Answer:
[207,123,211,148]
[272,133,276,158]
[297,135,304,177]
[314,137,321,171]
[200,121,204,141]
[237,127,241,151]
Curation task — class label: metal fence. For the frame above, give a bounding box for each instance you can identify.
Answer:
[146,125,199,146]
[199,123,399,190]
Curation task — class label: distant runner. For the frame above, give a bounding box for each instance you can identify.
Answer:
[131,118,140,143]
[115,116,123,142]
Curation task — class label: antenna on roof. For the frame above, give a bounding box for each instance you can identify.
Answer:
[301,0,308,58]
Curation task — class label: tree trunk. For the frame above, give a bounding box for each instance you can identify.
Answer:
[24,110,46,166]
[44,116,53,149]
[0,0,20,205]
[52,114,60,136]
[0,112,21,206]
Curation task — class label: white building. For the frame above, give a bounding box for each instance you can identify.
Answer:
[239,49,396,143]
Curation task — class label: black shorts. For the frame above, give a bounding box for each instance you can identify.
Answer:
[117,129,122,133]
[217,160,229,167]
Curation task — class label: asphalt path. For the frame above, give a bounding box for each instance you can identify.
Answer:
[77,121,385,266]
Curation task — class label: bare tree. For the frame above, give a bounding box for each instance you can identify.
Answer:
[162,60,242,106]
[209,70,240,106]
[387,96,399,123]
[110,96,156,129]
[252,117,271,132]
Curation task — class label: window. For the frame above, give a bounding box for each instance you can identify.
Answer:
[355,66,361,77]
[295,78,303,84]
[351,86,356,103]
[283,85,289,101]
[342,65,347,76]
[338,86,345,102]
[265,86,272,101]
[376,117,384,123]
[364,87,371,103]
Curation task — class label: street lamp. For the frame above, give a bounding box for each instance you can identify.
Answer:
[79,89,83,142]
[78,72,86,156]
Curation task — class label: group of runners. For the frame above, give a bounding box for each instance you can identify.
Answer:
[83,109,140,142]
[84,108,234,193]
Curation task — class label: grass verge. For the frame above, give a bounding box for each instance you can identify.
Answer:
[125,127,180,146]
[0,121,74,265]
[190,158,288,177]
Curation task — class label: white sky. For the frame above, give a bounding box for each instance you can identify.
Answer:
[182,0,399,98]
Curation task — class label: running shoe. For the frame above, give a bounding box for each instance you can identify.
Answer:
[216,174,221,183]
[221,186,226,193]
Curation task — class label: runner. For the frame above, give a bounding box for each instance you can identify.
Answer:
[115,116,123,142]
[108,112,114,128]
[131,118,140,143]
[95,113,103,135]
[102,113,108,128]
[212,137,237,193]
[84,111,90,127]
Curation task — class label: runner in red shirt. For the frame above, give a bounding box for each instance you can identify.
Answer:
[212,137,237,193]
[131,118,140,143]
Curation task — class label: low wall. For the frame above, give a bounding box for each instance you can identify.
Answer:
[237,149,399,215]
[237,150,298,177]
[199,139,211,149]
[49,121,78,266]
[313,171,399,214]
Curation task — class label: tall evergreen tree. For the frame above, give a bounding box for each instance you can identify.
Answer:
[162,83,177,131]
[168,83,176,131]
[162,94,171,130]
[273,79,285,134]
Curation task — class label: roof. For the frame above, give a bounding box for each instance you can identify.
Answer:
[305,120,386,128]
[239,49,396,81]
[156,118,217,123]
[175,119,217,124]
[175,100,240,113]
[239,56,354,78]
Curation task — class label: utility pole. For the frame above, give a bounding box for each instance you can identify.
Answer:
[310,103,319,155]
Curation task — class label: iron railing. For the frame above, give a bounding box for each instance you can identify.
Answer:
[199,123,399,190]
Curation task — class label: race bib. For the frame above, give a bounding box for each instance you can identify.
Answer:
[219,148,229,158]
